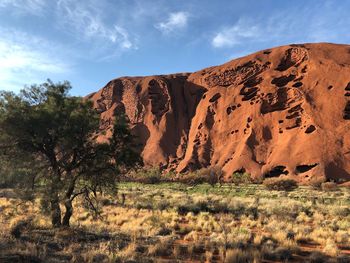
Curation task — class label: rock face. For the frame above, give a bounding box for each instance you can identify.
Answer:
[87,43,350,183]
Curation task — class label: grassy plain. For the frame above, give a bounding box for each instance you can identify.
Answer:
[1,183,350,262]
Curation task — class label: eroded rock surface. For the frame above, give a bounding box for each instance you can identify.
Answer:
[88,43,350,183]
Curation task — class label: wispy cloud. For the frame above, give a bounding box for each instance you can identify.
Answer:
[0,28,70,91]
[212,18,260,48]
[155,11,189,34]
[0,0,46,15]
[211,1,350,49]
[56,0,135,51]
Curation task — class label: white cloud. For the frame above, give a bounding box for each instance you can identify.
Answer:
[211,1,350,49]
[0,0,46,15]
[0,28,70,91]
[155,11,189,34]
[56,0,135,50]
[212,19,260,48]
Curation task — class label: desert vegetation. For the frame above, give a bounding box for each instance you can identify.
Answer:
[1,81,350,263]
[0,80,141,228]
[1,181,350,262]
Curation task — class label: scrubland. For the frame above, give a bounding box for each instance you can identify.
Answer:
[1,183,350,262]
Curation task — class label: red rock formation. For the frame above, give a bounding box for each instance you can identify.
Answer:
[87,43,350,183]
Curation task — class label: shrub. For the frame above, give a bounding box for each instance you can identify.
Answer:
[204,166,224,186]
[156,200,170,211]
[211,201,229,214]
[148,240,172,257]
[157,227,172,236]
[177,204,200,215]
[173,245,188,258]
[309,178,325,190]
[337,255,350,263]
[273,247,293,261]
[180,167,223,186]
[225,248,260,263]
[10,218,32,238]
[179,172,207,185]
[39,197,51,215]
[230,172,252,185]
[133,167,162,184]
[321,182,338,192]
[263,178,298,191]
[308,251,327,263]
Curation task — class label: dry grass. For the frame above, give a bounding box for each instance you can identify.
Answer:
[0,183,350,262]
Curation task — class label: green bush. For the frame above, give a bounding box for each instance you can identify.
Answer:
[180,167,223,186]
[133,167,162,184]
[0,167,35,189]
[263,178,298,191]
[179,172,207,185]
[230,172,252,185]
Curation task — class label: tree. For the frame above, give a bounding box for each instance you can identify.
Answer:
[0,80,141,227]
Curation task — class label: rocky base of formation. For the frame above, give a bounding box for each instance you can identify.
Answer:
[87,43,350,183]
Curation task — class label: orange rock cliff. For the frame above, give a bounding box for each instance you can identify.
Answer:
[87,43,350,183]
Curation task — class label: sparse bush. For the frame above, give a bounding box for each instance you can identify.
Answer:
[309,178,325,190]
[176,199,232,215]
[10,218,32,238]
[180,167,223,186]
[177,204,200,215]
[230,172,252,185]
[2,172,350,262]
[211,201,229,214]
[156,200,170,211]
[173,245,188,259]
[273,247,293,261]
[204,166,223,186]
[263,178,298,191]
[133,167,162,184]
[163,170,176,181]
[40,198,51,215]
[225,248,260,263]
[148,240,172,257]
[337,255,350,263]
[308,251,327,263]
[179,172,207,185]
[92,253,109,263]
[321,182,338,192]
[157,227,172,236]
[331,206,350,217]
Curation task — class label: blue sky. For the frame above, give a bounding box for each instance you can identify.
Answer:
[0,0,349,95]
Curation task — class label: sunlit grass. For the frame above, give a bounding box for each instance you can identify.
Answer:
[1,183,350,261]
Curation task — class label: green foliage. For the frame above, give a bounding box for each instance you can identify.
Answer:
[109,114,143,171]
[132,167,162,184]
[230,172,252,185]
[263,178,298,191]
[0,120,41,189]
[180,167,223,186]
[0,79,140,227]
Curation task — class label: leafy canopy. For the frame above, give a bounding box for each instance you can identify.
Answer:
[0,79,141,226]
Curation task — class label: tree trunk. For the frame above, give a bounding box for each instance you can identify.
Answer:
[62,175,77,227]
[62,199,73,227]
[50,170,62,227]
[50,196,61,227]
